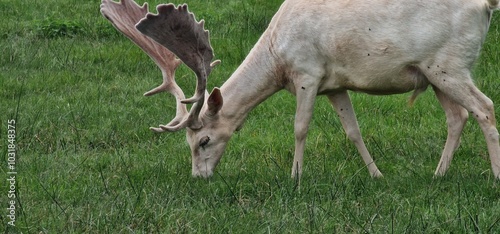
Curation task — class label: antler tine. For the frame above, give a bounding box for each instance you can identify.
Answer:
[100,0,189,131]
[137,4,218,102]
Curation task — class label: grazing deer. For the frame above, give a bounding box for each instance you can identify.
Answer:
[101,0,500,181]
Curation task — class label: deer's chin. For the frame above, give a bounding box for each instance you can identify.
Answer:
[192,169,214,178]
[191,159,217,178]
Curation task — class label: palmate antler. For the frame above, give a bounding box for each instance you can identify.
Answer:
[136,4,220,131]
[100,0,186,129]
[100,0,218,132]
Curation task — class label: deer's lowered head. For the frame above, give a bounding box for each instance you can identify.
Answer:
[101,0,227,177]
[136,4,232,177]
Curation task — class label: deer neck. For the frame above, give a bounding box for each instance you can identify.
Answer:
[219,35,282,130]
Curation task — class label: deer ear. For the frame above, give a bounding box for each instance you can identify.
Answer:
[207,87,223,115]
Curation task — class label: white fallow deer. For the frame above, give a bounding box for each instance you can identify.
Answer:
[102,0,500,181]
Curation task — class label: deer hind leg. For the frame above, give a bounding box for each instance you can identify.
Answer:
[432,86,469,177]
[327,91,383,178]
[427,70,500,179]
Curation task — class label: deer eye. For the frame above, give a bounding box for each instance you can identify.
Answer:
[199,136,210,148]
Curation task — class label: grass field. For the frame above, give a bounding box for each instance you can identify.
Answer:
[1,0,500,232]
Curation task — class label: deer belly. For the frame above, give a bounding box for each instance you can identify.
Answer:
[319,65,429,95]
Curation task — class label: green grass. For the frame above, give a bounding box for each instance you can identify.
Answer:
[1,0,500,232]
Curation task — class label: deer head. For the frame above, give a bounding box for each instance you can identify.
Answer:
[103,1,224,177]
[136,4,227,177]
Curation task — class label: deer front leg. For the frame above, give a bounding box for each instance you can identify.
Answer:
[327,91,383,178]
[432,86,468,177]
[291,80,319,180]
